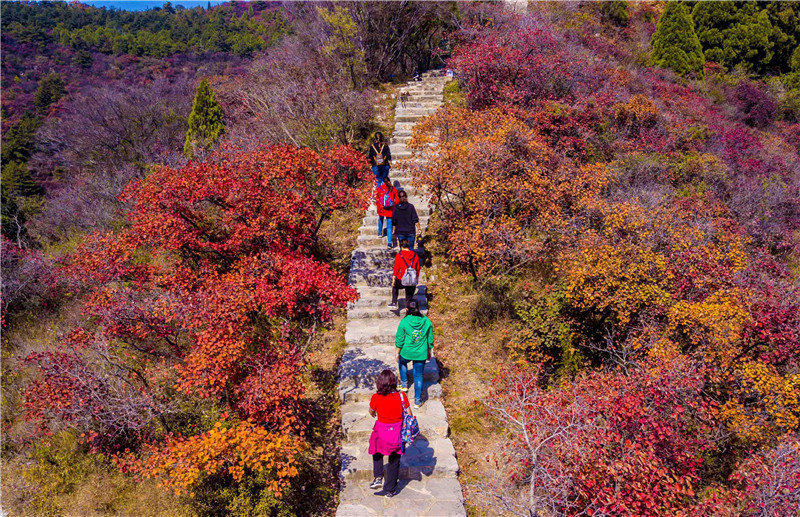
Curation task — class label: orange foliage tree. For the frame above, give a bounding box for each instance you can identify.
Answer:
[409,106,609,280]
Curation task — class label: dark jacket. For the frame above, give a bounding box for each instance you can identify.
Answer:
[368,142,391,167]
[391,201,419,234]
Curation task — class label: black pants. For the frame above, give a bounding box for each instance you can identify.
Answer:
[391,278,416,306]
[373,451,401,491]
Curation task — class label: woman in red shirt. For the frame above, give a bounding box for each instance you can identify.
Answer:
[388,239,420,309]
[368,369,412,496]
[375,177,399,249]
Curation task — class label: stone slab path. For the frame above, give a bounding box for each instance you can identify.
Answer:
[336,72,466,517]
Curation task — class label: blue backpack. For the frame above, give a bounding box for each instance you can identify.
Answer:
[398,392,420,451]
[381,190,394,210]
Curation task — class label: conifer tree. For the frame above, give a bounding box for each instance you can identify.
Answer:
[183,78,224,157]
[650,2,705,79]
[34,72,66,111]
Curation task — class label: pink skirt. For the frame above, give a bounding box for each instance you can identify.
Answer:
[368,420,404,456]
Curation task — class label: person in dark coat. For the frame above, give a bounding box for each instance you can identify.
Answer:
[391,190,421,250]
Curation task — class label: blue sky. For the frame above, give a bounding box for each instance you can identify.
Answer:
[74,1,228,11]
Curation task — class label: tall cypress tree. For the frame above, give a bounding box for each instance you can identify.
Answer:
[183,78,224,157]
[651,2,705,78]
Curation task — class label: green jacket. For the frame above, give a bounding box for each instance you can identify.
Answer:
[395,315,434,361]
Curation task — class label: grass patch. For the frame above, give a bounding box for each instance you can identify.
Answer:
[422,212,514,515]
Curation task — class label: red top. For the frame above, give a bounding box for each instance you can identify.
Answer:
[370,391,410,424]
[375,184,399,218]
[393,249,420,280]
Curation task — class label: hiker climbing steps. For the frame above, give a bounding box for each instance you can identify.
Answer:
[336,72,466,516]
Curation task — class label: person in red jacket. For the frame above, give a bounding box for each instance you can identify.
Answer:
[375,178,399,249]
[389,239,420,309]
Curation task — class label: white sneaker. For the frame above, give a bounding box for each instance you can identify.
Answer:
[387,303,397,309]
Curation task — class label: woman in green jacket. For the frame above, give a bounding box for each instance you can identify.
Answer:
[395,298,433,408]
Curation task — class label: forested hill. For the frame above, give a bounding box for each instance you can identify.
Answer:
[2,1,283,59]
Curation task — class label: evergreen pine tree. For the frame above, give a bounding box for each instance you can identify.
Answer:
[183,78,224,157]
[34,72,66,111]
[651,2,705,78]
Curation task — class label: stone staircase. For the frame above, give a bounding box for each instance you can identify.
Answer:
[336,72,466,517]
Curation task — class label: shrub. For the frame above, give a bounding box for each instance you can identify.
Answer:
[23,143,371,503]
[778,87,800,122]
[0,238,57,318]
[613,94,659,135]
[223,36,375,151]
[481,359,716,516]
[734,80,776,127]
[442,79,465,107]
[600,0,629,27]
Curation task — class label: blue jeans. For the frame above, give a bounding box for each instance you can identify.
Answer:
[378,216,392,245]
[398,355,426,404]
[372,164,390,186]
[395,232,415,250]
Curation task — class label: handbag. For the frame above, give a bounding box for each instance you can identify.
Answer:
[398,392,420,452]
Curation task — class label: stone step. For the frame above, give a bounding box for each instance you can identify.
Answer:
[347,303,428,318]
[356,231,429,247]
[350,285,429,307]
[399,87,445,94]
[349,293,427,309]
[398,95,442,102]
[337,477,465,517]
[339,345,439,393]
[341,399,449,442]
[349,268,394,287]
[395,107,438,116]
[346,318,420,344]
[366,204,430,217]
[396,101,443,109]
[355,285,428,298]
[340,375,442,404]
[350,252,394,271]
[340,436,458,481]
[367,194,427,205]
[380,176,414,186]
[358,220,429,236]
[395,121,419,131]
[357,235,396,247]
[396,114,435,124]
[398,84,444,94]
[362,215,430,227]
[366,187,424,201]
